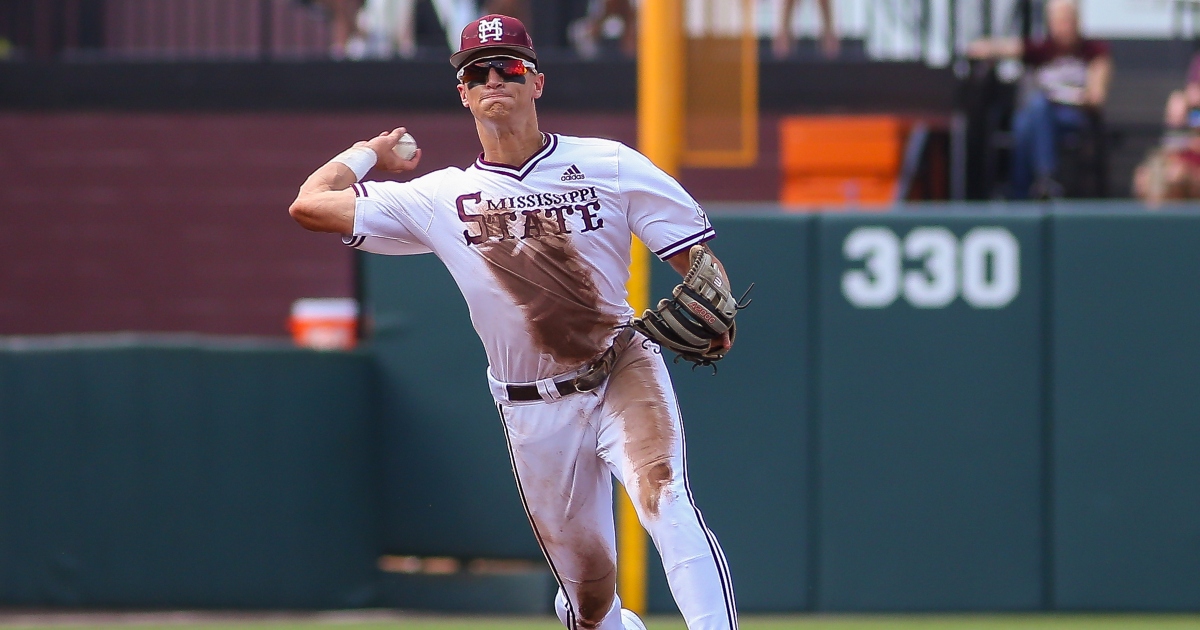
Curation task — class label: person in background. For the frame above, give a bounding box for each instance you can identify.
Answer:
[968,0,1112,199]
[298,0,366,59]
[1133,54,1200,204]
[1161,52,1200,136]
[483,0,532,31]
[569,0,637,60]
[773,0,837,60]
[350,0,418,59]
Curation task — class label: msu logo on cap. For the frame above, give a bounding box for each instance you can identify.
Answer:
[450,13,538,69]
[478,18,504,43]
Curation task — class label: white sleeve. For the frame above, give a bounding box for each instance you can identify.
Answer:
[341,234,433,255]
[344,169,452,256]
[617,143,715,260]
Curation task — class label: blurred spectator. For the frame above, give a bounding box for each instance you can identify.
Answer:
[969,0,1112,199]
[348,0,476,58]
[1133,55,1200,204]
[773,0,837,60]
[300,0,366,59]
[1161,53,1200,133]
[569,0,636,59]
[483,0,532,29]
[348,0,417,59]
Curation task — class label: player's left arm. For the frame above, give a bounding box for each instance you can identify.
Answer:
[618,142,742,360]
[666,244,734,353]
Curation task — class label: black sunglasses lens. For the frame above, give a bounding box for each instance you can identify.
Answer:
[461,65,491,84]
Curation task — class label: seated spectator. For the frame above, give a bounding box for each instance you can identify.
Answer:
[968,0,1112,199]
[1133,57,1200,204]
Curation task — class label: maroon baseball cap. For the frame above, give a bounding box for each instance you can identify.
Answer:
[450,14,537,69]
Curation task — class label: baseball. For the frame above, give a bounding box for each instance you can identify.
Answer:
[394,132,418,160]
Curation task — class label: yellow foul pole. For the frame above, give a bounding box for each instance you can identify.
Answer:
[639,0,684,176]
[619,0,684,615]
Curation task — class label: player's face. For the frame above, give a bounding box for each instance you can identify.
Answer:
[456,56,544,120]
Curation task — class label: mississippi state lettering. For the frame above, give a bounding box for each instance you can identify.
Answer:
[457,186,605,245]
[456,191,487,245]
[484,186,599,211]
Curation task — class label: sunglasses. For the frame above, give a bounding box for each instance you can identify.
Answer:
[457,57,537,85]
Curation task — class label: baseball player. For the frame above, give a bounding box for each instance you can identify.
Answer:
[289,15,742,630]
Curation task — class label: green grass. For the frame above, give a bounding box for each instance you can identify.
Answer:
[3,615,1199,630]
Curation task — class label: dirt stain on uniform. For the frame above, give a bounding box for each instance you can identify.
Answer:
[479,212,618,367]
[533,522,615,628]
[604,343,676,518]
[572,546,617,628]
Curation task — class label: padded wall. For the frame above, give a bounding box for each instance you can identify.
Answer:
[814,211,1045,610]
[0,340,379,608]
[1051,208,1200,610]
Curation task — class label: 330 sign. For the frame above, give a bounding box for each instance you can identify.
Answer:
[842,226,1021,309]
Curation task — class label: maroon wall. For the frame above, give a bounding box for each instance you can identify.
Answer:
[0,112,776,336]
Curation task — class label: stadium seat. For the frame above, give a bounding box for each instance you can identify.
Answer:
[778,115,908,209]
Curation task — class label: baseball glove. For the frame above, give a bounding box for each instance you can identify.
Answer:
[631,245,750,369]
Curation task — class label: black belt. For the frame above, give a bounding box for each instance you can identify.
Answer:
[506,328,635,402]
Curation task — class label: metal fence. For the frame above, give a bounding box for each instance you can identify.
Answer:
[0,0,330,61]
[1,0,1191,66]
[0,0,1016,66]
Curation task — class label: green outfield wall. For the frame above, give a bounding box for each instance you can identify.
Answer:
[363,202,1200,613]
[1050,209,1200,610]
[813,212,1045,611]
[0,338,380,609]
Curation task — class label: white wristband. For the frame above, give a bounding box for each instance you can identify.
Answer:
[330,146,378,181]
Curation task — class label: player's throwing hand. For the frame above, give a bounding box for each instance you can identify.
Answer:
[358,127,422,173]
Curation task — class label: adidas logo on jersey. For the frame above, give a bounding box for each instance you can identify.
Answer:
[560,164,585,181]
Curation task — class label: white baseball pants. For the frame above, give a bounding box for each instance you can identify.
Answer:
[489,339,738,630]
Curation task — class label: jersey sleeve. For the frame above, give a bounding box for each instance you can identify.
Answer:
[346,169,452,255]
[616,143,715,260]
[341,234,433,255]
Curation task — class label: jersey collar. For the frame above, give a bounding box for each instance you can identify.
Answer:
[473,133,557,181]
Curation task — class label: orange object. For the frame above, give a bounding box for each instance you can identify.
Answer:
[289,298,358,350]
[781,176,897,208]
[779,115,908,208]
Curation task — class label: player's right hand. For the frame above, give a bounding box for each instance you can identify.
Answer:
[362,127,422,174]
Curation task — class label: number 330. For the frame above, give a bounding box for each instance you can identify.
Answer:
[842,226,1020,309]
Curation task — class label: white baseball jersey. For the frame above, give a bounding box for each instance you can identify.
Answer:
[343,133,714,384]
